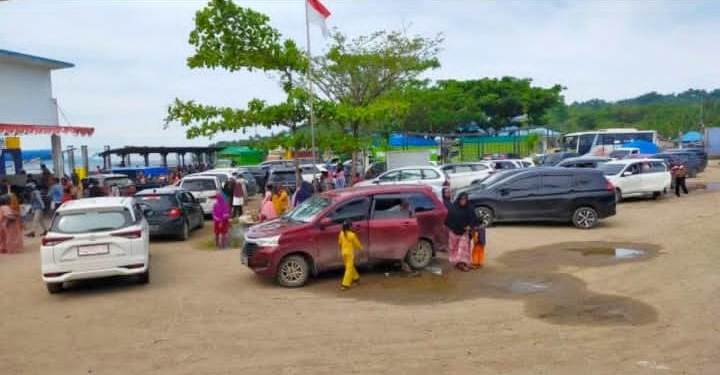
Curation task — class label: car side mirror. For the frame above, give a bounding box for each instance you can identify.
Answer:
[317,217,333,230]
[622,171,633,177]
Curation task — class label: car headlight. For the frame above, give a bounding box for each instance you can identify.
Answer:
[250,235,280,247]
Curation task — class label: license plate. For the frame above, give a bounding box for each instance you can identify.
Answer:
[77,244,109,256]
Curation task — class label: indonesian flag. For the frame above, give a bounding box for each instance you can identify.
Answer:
[307,0,331,38]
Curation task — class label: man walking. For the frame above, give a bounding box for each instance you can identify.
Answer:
[25,183,48,237]
[671,161,688,197]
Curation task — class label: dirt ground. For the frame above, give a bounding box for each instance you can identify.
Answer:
[2,166,720,375]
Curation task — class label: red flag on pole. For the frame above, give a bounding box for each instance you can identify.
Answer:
[307,0,331,38]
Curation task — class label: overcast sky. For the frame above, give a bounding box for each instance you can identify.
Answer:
[2,0,719,149]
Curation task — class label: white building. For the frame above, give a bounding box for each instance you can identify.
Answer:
[0,49,93,177]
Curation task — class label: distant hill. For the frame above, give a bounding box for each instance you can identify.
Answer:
[547,89,720,137]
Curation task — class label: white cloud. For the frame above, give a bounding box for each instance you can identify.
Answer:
[1,0,719,149]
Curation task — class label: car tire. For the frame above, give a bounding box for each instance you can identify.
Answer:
[653,191,662,200]
[46,282,63,294]
[572,206,599,229]
[615,188,623,203]
[405,239,433,270]
[178,220,190,241]
[138,269,150,284]
[276,255,310,288]
[474,206,494,227]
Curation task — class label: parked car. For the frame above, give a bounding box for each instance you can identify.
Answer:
[354,165,448,196]
[599,159,671,202]
[652,152,701,178]
[462,168,616,229]
[267,167,299,192]
[363,162,387,179]
[441,162,494,190]
[556,156,611,169]
[135,186,204,240]
[238,166,266,193]
[208,168,259,195]
[666,148,708,172]
[82,174,137,197]
[241,185,447,287]
[608,147,640,160]
[539,152,580,166]
[178,175,222,215]
[193,170,233,186]
[259,160,295,171]
[40,197,150,294]
[482,160,521,170]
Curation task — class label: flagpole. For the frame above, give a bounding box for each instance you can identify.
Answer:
[304,0,317,163]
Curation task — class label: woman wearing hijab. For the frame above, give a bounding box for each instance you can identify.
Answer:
[442,187,453,209]
[293,180,314,207]
[444,192,478,272]
[272,185,289,216]
[259,187,277,222]
[0,195,23,254]
[212,193,231,249]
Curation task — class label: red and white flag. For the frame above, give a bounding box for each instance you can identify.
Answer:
[307,0,331,38]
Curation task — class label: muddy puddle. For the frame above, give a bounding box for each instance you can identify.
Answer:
[308,241,660,326]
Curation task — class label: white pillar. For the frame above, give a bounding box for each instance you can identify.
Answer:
[51,135,63,178]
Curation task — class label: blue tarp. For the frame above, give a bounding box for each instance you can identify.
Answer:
[681,131,703,143]
[389,133,437,147]
[622,140,660,154]
[112,166,169,178]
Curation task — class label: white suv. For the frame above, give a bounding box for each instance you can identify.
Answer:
[599,159,671,201]
[41,197,150,294]
[355,165,448,196]
[179,175,222,215]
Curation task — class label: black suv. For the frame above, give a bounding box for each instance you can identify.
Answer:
[267,168,298,192]
[135,186,205,240]
[462,168,616,229]
[652,152,702,177]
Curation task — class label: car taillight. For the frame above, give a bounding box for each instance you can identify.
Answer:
[111,229,142,239]
[606,180,615,192]
[167,208,183,218]
[42,236,74,246]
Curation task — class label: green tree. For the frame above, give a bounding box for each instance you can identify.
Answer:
[164,0,307,141]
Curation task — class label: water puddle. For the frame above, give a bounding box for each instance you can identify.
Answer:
[307,241,660,326]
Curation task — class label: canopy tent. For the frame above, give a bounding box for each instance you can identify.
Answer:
[218,146,265,165]
[622,140,660,154]
[680,131,703,143]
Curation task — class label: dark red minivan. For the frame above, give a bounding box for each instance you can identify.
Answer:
[242,185,448,287]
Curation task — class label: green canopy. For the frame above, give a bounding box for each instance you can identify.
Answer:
[218,146,265,165]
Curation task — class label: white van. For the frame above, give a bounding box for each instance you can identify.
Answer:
[41,197,150,294]
[178,175,222,214]
[441,163,493,189]
[599,159,671,201]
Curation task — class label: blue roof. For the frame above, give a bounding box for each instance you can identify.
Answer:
[0,49,74,70]
[681,131,703,142]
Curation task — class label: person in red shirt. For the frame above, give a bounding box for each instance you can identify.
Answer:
[670,161,688,197]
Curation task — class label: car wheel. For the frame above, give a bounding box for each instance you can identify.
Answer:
[276,255,310,288]
[572,206,599,229]
[405,239,433,270]
[178,220,189,241]
[615,188,623,203]
[475,206,494,227]
[138,268,150,284]
[653,191,662,200]
[46,282,63,294]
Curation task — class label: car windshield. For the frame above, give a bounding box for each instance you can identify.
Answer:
[284,196,332,223]
[598,163,625,176]
[271,172,296,183]
[105,177,133,187]
[51,209,133,234]
[201,173,228,184]
[181,179,217,191]
[136,194,176,212]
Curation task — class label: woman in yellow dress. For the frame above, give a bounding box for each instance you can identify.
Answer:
[338,220,363,290]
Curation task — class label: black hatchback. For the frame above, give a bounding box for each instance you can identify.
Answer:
[462,168,616,229]
[135,186,205,240]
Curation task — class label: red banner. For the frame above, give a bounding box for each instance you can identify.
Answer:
[0,123,94,137]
